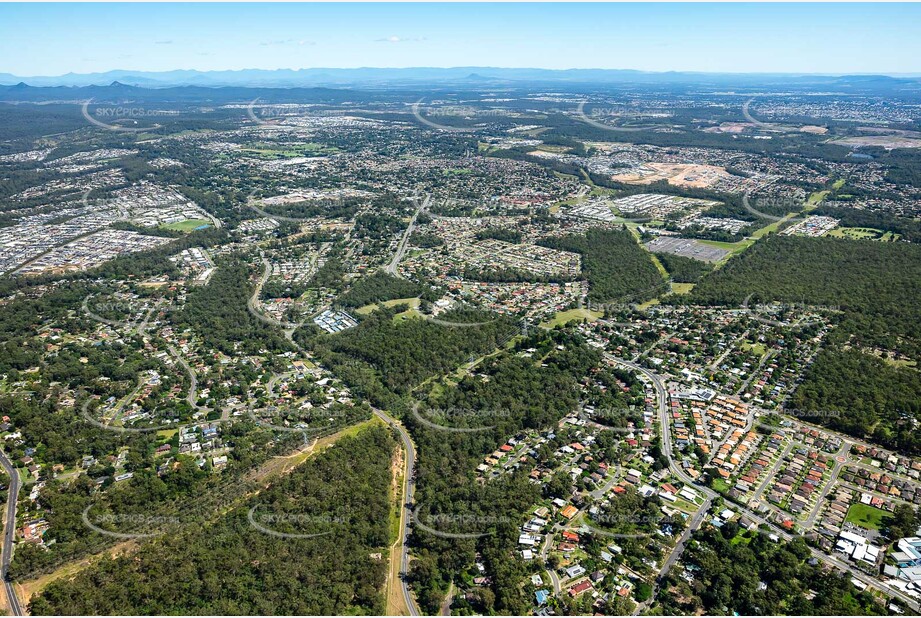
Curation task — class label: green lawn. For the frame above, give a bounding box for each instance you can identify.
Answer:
[355,297,421,315]
[160,218,211,232]
[730,530,755,546]
[669,282,695,295]
[827,227,884,240]
[751,212,799,239]
[392,306,423,323]
[845,503,890,531]
[242,142,337,158]
[741,342,768,356]
[806,190,830,208]
[649,253,669,278]
[700,238,755,254]
[541,307,604,329]
[711,478,732,494]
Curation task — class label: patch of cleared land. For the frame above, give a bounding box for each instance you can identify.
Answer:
[669,282,695,295]
[827,227,901,242]
[829,135,921,150]
[356,297,422,315]
[611,162,735,189]
[540,307,604,328]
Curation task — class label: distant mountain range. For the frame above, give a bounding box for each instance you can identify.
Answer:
[2,67,921,91]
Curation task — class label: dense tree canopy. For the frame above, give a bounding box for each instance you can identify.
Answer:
[29,425,397,615]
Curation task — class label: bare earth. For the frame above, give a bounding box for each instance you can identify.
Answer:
[611,162,732,189]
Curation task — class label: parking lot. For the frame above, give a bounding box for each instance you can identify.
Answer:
[645,236,730,263]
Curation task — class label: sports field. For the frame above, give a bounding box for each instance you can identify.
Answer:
[160,218,211,232]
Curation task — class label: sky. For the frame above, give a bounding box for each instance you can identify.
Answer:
[1,3,919,77]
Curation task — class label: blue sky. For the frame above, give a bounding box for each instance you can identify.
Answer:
[1,3,919,76]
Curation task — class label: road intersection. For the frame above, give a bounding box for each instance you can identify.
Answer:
[607,354,919,614]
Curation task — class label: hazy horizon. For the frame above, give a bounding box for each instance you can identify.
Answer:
[4,65,921,80]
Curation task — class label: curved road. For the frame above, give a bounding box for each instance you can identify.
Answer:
[607,354,919,614]
[167,344,205,412]
[0,448,23,616]
[248,255,301,330]
[742,97,776,130]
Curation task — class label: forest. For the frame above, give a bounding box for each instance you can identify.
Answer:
[789,349,921,455]
[540,227,664,304]
[653,252,713,284]
[475,227,523,243]
[687,235,921,357]
[28,424,396,615]
[173,256,292,355]
[336,271,427,308]
[304,306,518,407]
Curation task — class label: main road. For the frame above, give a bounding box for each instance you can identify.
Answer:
[386,194,429,277]
[373,408,421,617]
[607,354,919,614]
[605,354,717,500]
[0,448,23,616]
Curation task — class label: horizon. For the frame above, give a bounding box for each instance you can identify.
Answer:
[2,3,920,76]
[5,65,921,80]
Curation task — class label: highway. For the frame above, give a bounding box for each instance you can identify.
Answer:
[372,408,421,617]
[0,448,23,616]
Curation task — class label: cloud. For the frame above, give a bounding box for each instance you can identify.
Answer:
[376,35,426,43]
[154,40,173,45]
